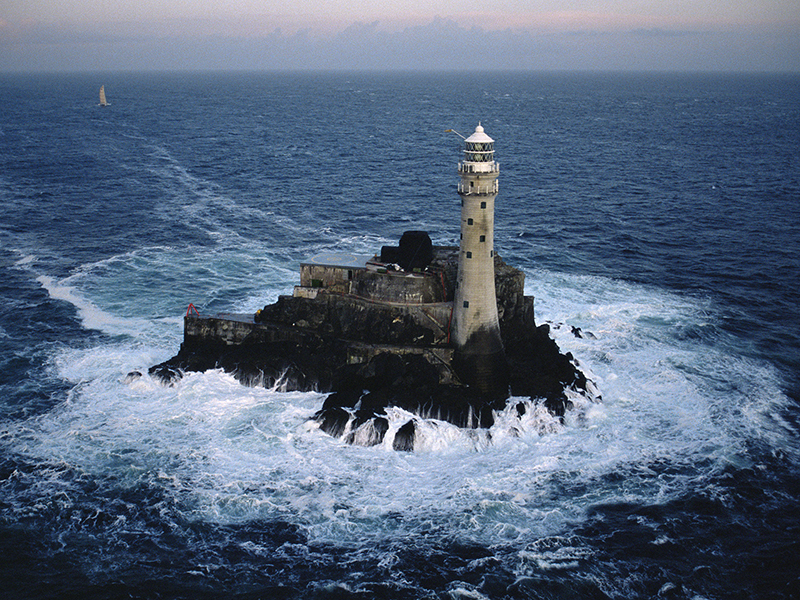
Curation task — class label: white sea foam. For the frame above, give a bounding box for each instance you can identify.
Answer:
[13,253,37,268]
[3,266,796,552]
[37,274,157,337]
[29,242,297,344]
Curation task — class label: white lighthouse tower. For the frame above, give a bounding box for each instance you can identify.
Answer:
[451,123,508,398]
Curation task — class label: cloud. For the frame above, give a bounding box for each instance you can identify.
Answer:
[628,28,699,38]
[1,17,798,72]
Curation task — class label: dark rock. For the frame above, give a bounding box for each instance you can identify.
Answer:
[344,416,389,446]
[322,388,362,410]
[504,320,585,412]
[393,420,416,452]
[148,364,183,386]
[123,370,142,383]
[315,407,351,438]
[372,416,389,438]
[149,248,594,448]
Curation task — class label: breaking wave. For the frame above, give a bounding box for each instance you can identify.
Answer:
[3,265,793,563]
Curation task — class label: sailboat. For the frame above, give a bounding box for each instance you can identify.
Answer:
[98,85,110,107]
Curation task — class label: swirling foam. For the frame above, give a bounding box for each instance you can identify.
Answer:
[3,268,794,553]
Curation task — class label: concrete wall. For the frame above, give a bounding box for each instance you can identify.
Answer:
[297,263,446,304]
[350,270,445,304]
[299,264,356,289]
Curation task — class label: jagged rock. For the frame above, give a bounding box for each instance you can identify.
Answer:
[148,249,594,447]
[123,370,142,383]
[149,364,183,386]
[315,407,350,438]
[393,420,416,452]
[344,416,389,446]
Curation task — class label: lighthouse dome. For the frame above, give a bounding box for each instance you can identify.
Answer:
[465,123,494,144]
[463,123,495,163]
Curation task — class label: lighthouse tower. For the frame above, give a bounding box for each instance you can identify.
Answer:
[451,123,508,398]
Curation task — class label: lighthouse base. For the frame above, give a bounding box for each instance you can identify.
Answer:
[453,332,509,401]
[148,248,593,450]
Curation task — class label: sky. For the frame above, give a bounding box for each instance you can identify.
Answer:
[1,0,799,72]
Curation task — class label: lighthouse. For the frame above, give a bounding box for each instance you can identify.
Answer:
[451,123,509,398]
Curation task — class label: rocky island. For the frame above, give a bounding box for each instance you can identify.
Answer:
[150,125,594,450]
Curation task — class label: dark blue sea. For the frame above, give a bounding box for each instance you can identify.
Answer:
[1,71,799,599]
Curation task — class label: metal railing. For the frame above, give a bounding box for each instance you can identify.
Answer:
[458,162,499,174]
[457,181,499,195]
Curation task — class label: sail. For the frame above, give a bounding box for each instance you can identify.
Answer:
[99,85,109,106]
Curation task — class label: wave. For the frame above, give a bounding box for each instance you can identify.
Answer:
[36,274,157,338]
[2,266,795,559]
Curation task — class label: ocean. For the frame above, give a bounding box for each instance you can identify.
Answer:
[0,71,798,599]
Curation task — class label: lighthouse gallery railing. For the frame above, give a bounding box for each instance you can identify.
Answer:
[457,181,499,195]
